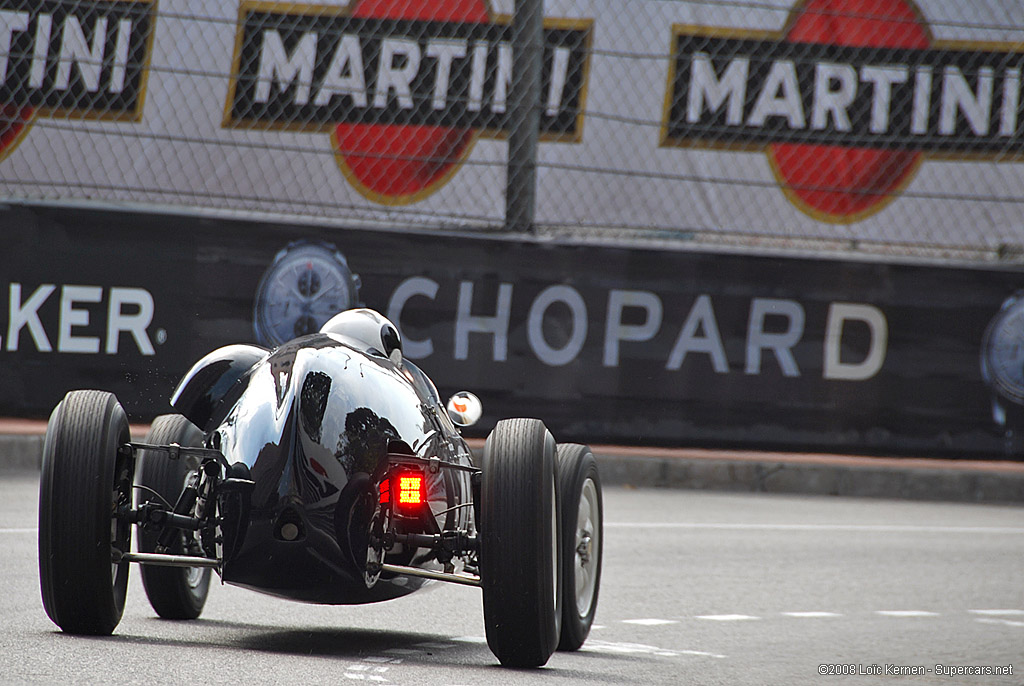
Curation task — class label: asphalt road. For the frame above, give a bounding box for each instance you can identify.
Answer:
[2,474,1022,685]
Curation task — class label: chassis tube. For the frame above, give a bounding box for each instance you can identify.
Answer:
[117,551,220,569]
[380,563,481,587]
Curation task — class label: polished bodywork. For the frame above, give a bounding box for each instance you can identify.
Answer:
[173,332,475,604]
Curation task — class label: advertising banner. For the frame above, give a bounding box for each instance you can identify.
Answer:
[0,0,1021,253]
[2,203,1022,459]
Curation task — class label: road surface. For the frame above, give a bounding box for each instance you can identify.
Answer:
[2,474,1021,684]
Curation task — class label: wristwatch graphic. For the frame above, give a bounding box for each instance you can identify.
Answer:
[980,291,1024,429]
[253,241,361,346]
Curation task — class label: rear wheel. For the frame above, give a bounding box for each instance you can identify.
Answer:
[555,444,603,651]
[38,390,132,635]
[480,418,561,667]
[137,414,211,619]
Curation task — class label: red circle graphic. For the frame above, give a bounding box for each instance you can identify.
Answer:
[770,0,930,221]
[0,105,33,159]
[334,0,489,204]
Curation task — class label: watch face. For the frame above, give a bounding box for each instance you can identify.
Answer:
[254,243,358,346]
[983,299,1024,403]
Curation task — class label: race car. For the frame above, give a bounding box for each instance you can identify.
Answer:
[37,309,603,667]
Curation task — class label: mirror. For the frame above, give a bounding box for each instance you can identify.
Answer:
[446,391,482,427]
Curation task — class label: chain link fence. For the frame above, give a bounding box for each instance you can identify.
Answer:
[0,0,1022,260]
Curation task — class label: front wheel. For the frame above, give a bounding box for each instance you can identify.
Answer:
[38,390,133,635]
[136,414,211,619]
[479,418,561,667]
[555,444,603,651]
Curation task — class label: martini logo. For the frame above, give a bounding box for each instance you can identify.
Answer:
[661,0,1024,222]
[0,0,155,160]
[223,0,592,204]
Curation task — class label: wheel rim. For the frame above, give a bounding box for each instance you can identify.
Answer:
[573,477,599,617]
[184,566,205,589]
[550,476,559,615]
[178,470,205,590]
[110,450,132,589]
[110,487,120,582]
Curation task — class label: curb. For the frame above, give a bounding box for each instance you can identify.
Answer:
[3,429,1022,505]
[0,435,44,473]
[592,451,1024,504]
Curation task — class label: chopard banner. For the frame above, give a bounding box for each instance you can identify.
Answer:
[1,203,1022,459]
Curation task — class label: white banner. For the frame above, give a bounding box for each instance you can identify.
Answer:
[0,0,1022,254]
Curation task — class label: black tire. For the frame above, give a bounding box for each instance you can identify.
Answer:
[136,415,211,620]
[38,390,133,635]
[555,444,603,651]
[479,418,561,668]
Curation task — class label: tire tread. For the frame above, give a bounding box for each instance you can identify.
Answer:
[39,390,130,635]
[480,418,560,667]
[555,443,603,651]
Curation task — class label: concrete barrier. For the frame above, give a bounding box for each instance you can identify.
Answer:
[4,428,1022,504]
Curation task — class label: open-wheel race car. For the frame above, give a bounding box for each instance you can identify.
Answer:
[37,309,603,667]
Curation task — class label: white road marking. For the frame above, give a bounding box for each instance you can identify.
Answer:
[976,618,1024,628]
[344,657,393,683]
[414,641,457,650]
[605,522,1024,534]
[342,675,387,683]
[781,612,843,618]
[600,609,1024,633]
[453,636,727,659]
[580,639,726,659]
[0,528,34,534]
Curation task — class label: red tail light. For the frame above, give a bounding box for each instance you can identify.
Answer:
[397,474,425,507]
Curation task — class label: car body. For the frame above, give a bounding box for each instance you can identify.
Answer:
[174,326,475,605]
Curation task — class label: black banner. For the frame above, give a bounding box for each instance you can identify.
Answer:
[226,8,591,137]
[0,0,155,119]
[664,32,1024,154]
[1,203,1022,459]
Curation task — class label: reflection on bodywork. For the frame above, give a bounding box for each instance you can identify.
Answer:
[300,371,331,443]
[336,407,398,478]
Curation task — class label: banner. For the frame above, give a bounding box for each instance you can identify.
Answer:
[1,203,1022,459]
[0,0,1021,253]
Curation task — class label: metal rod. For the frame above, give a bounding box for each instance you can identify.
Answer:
[504,0,543,234]
[129,442,228,468]
[387,454,480,474]
[381,563,481,587]
[118,551,220,569]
